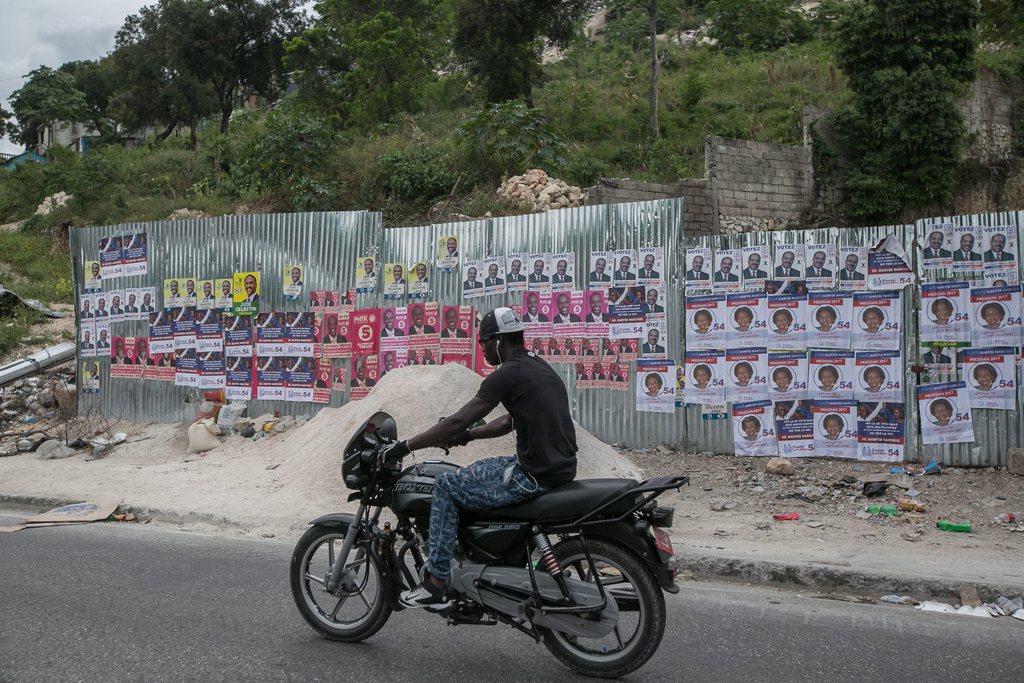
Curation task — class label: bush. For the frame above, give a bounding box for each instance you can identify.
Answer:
[707,0,810,52]
[456,101,567,180]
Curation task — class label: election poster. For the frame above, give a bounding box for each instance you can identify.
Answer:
[171,307,196,351]
[84,261,102,293]
[522,291,554,338]
[726,291,767,347]
[766,292,806,351]
[970,284,1023,347]
[461,259,485,299]
[225,356,254,400]
[852,291,901,351]
[181,279,199,308]
[712,249,742,293]
[330,362,347,392]
[725,347,768,403]
[773,244,804,280]
[99,235,124,279]
[355,256,377,293]
[808,350,855,399]
[768,351,807,400]
[94,322,111,355]
[319,313,349,358]
[379,348,408,378]
[607,287,645,341]
[774,400,814,457]
[481,257,506,296]
[812,399,858,459]
[732,400,777,457]
[109,337,135,378]
[78,293,95,323]
[807,291,852,350]
[643,285,666,320]
[379,263,405,300]
[551,252,575,291]
[951,226,983,273]
[198,352,226,390]
[195,309,224,353]
[93,293,111,320]
[637,248,664,286]
[854,350,903,402]
[640,320,667,359]
[339,288,357,313]
[286,311,316,357]
[148,310,173,355]
[437,235,460,272]
[232,272,261,316]
[867,235,915,290]
[123,232,148,276]
[920,282,971,343]
[612,249,638,287]
[918,381,975,445]
[920,342,959,375]
[107,289,124,324]
[856,402,906,462]
[254,311,286,357]
[587,251,613,289]
[607,361,630,390]
[527,253,552,291]
[507,253,529,291]
[685,247,712,292]
[195,280,215,311]
[684,350,726,405]
[223,313,253,357]
[379,306,408,345]
[81,361,101,393]
[285,355,316,402]
[407,302,440,348]
[136,287,157,317]
[980,225,1018,285]
[740,246,770,291]
[584,290,609,337]
[349,309,382,356]
[575,361,602,389]
[313,358,332,404]
[255,355,286,400]
[804,244,836,290]
[174,349,199,388]
[283,264,304,301]
[440,305,473,354]
[552,291,585,337]
[308,290,327,314]
[959,347,1016,410]
[686,294,727,349]
[920,223,954,270]
[215,278,234,311]
[838,246,868,290]
[636,359,676,413]
[164,278,183,309]
[409,261,431,298]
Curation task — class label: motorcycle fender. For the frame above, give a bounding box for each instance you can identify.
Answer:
[583,521,679,594]
[306,514,403,605]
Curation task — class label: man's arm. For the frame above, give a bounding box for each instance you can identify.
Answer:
[406,397,495,451]
[468,413,513,440]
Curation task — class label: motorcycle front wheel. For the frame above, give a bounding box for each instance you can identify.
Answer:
[289,523,392,642]
[538,537,667,679]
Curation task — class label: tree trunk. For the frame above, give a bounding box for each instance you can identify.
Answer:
[220,106,232,135]
[155,121,178,144]
[189,118,198,150]
[648,0,659,139]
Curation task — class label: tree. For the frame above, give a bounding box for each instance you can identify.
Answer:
[452,0,591,107]
[7,66,89,148]
[59,59,120,141]
[706,0,809,52]
[828,0,979,222]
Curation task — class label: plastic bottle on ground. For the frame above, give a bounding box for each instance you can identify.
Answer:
[992,512,1021,524]
[936,519,971,532]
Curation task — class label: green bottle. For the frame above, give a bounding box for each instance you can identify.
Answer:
[936,519,971,532]
[865,505,899,516]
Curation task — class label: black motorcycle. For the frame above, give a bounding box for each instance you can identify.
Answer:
[289,412,687,678]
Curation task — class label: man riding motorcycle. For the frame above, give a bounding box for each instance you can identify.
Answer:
[384,307,578,608]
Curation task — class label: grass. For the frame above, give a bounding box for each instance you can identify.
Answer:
[0,232,74,304]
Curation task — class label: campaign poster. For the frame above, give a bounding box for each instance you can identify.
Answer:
[480,257,506,296]
[854,350,903,402]
[768,351,808,400]
[583,290,609,337]
[867,243,915,291]
[528,336,549,358]
[969,284,1023,346]
[437,235,460,272]
[740,246,770,291]
[383,262,407,300]
[766,292,807,351]
[918,381,975,445]
[643,285,666,320]
[223,313,253,357]
[856,402,906,462]
[254,311,286,356]
[312,358,332,403]
[123,232,148,276]
[638,248,664,286]
[99,235,124,279]
[684,350,726,405]
[154,351,176,382]
[198,351,226,390]
[726,291,767,347]
[607,287,646,341]
[107,289,125,324]
[920,282,971,343]
[84,261,102,293]
[407,302,440,348]
[920,342,959,375]
[181,279,200,309]
[960,346,1016,410]
[506,253,529,292]
[685,248,712,292]
[725,347,768,403]
[110,337,134,378]
[712,249,742,293]
[440,305,473,354]
[981,225,1019,285]
[838,246,868,290]
[78,292,95,323]
[641,320,668,359]
[920,223,954,270]
[607,361,629,390]
[732,400,777,456]
[319,313,350,358]
[685,294,727,349]
[461,259,485,299]
[579,338,602,361]
[812,400,859,459]
[408,261,431,298]
[94,321,111,355]
[522,291,553,337]
[574,361,598,389]
[284,355,315,402]
[552,291,585,337]
[232,272,261,315]
[164,279,183,309]
[125,339,147,379]
[618,338,639,361]
[148,310,174,355]
[379,306,408,344]
[171,307,196,351]
[277,266,302,303]
[612,249,638,287]
[309,290,328,314]
[636,359,676,413]
[339,288,357,313]
[225,356,254,400]
[213,278,233,312]
[254,355,285,400]
[808,350,855,399]
[807,291,852,350]
[136,287,157,317]
[951,226,983,273]
[355,256,377,293]
[93,293,111,321]
[527,253,552,291]
[81,361,101,393]
[174,348,199,388]
[191,280,213,311]
[286,311,316,356]
[350,309,382,356]
[586,251,612,289]
[852,291,901,351]
[773,244,804,280]
[774,400,814,457]
[195,309,224,353]
[330,362,348,391]
[551,252,575,291]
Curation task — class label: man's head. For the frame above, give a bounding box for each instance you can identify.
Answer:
[618,255,631,271]
[466,266,477,283]
[589,292,603,314]
[82,329,91,342]
[326,315,338,334]
[844,253,859,271]
[99,329,109,342]
[97,297,106,310]
[960,234,975,251]
[416,263,428,281]
[990,234,1006,253]
[363,258,374,275]
[746,252,761,270]
[691,255,704,271]
[410,305,424,326]
[391,264,403,281]
[446,237,457,255]
[127,293,136,306]
[186,279,196,294]
[812,251,826,269]
[82,298,91,311]
[444,307,458,330]
[556,259,568,276]
[928,231,944,249]
[781,251,795,269]
[243,274,257,296]
[533,259,545,275]
[135,338,147,357]
[221,280,231,296]
[143,292,152,306]
[510,259,522,275]
[112,294,121,308]
[646,328,660,346]
[593,257,606,274]
[719,257,733,274]
[478,307,525,366]
[646,288,659,306]
[526,292,539,313]
[169,280,179,295]
[382,309,395,329]
[291,267,302,283]
[643,254,655,270]
[90,262,100,278]
[488,263,499,279]
[383,351,396,371]
[556,293,569,314]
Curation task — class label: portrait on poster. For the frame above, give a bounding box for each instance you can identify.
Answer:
[852,291,901,351]
[813,400,858,459]
[918,381,974,445]
[526,253,552,291]
[959,347,1016,410]
[355,256,377,293]
[773,244,804,280]
[808,350,855,399]
[640,320,667,358]
[383,262,407,300]
[123,232,148,276]
[766,293,806,351]
[196,280,216,311]
[920,342,958,374]
[804,244,836,290]
[732,400,777,457]
[807,291,852,350]
[920,223,954,269]
[969,285,1023,347]
[740,246,770,291]
[232,271,261,316]
[712,249,742,293]
[774,400,814,457]
[635,360,675,414]
[84,260,102,292]
[504,252,528,291]
[409,261,431,298]
[461,259,485,298]
[684,350,725,405]
[612,249,638,286]
[637,248,663,286]
[951,226,983,273]
[685,247,712,292]
[856,402,905,462]
[551,252,575,290]
[482,257,506,296]
[216,278,234,311]
[980,225,1019,285]
[437,236,459,272]
[726,291,767,347]
[768,352,807,400]
[854,350,902,402]
[587,251,612,288]
[725,347,768,403]
[685,294,727,349]
[838,246,867,290]
[283,264,304,301]
[920,282,971,344]
[99,235,124,279]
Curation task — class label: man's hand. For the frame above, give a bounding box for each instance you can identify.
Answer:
[440,430,473,451]
[381,439,411,465]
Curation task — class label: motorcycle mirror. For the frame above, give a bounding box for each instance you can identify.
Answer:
[344,411,397,458]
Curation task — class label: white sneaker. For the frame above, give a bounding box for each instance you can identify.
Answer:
[400,579,449,609]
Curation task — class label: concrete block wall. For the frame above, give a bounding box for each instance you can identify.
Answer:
[706,136,814,225]
[586,177,717,234]
[958,67,1019,165]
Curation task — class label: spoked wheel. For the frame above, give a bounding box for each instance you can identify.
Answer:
[539,537,666,678]
[289,524,392,642]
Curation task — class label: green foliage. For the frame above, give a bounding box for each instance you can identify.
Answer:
[604,0,702,49]
[376,146,465,201]
[456,101,567,179]
[707,0,810,52]
[0,232,73,304]
[8,66,89,146]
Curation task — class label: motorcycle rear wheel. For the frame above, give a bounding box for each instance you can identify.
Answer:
[538,537,666,678]
[290,523,392,642]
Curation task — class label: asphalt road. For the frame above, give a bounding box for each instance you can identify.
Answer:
[1,512,1022,683]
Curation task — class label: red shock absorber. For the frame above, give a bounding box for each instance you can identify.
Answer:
[532,531,562,576]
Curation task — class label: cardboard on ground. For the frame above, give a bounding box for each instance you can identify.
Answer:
[24,499,121,525]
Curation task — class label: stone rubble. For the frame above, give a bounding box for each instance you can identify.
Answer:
[497,169,586,212]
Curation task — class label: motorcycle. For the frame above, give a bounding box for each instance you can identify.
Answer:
[289,412,688,678]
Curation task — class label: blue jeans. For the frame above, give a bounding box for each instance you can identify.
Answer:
[427,455,547,581]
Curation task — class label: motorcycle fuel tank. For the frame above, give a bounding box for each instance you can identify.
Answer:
[391,461,459,516]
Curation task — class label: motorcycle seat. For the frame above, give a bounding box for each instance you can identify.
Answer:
[471,478,639,522]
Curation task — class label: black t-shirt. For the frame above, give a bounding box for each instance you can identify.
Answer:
[475,347,577,486]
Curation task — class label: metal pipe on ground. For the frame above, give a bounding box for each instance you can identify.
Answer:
[0,342,76,388]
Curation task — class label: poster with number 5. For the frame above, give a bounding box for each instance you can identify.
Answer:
[917,381,974,445]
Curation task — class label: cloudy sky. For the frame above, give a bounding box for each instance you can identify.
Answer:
[1,0,149,154]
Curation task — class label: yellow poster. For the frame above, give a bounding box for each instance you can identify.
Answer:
[233,272,260,316]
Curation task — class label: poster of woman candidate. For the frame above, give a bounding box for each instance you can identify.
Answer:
[635,359,676,414]
[812,400,858,459]
[685,294,727,350]
[684,350,725,405]
[766,292,806,351]
[920,282,971,344]
[970,284,1023,347]
[768,352,807,400]
[808,350,855,399]
[726,291,767,347]
[854,350,902,402]
[725,347,768,403]
[918,381,974,445]
[807,291,852,350]
[732,400,777,457]
[852,291,901,351]
[959,346,1016,410]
